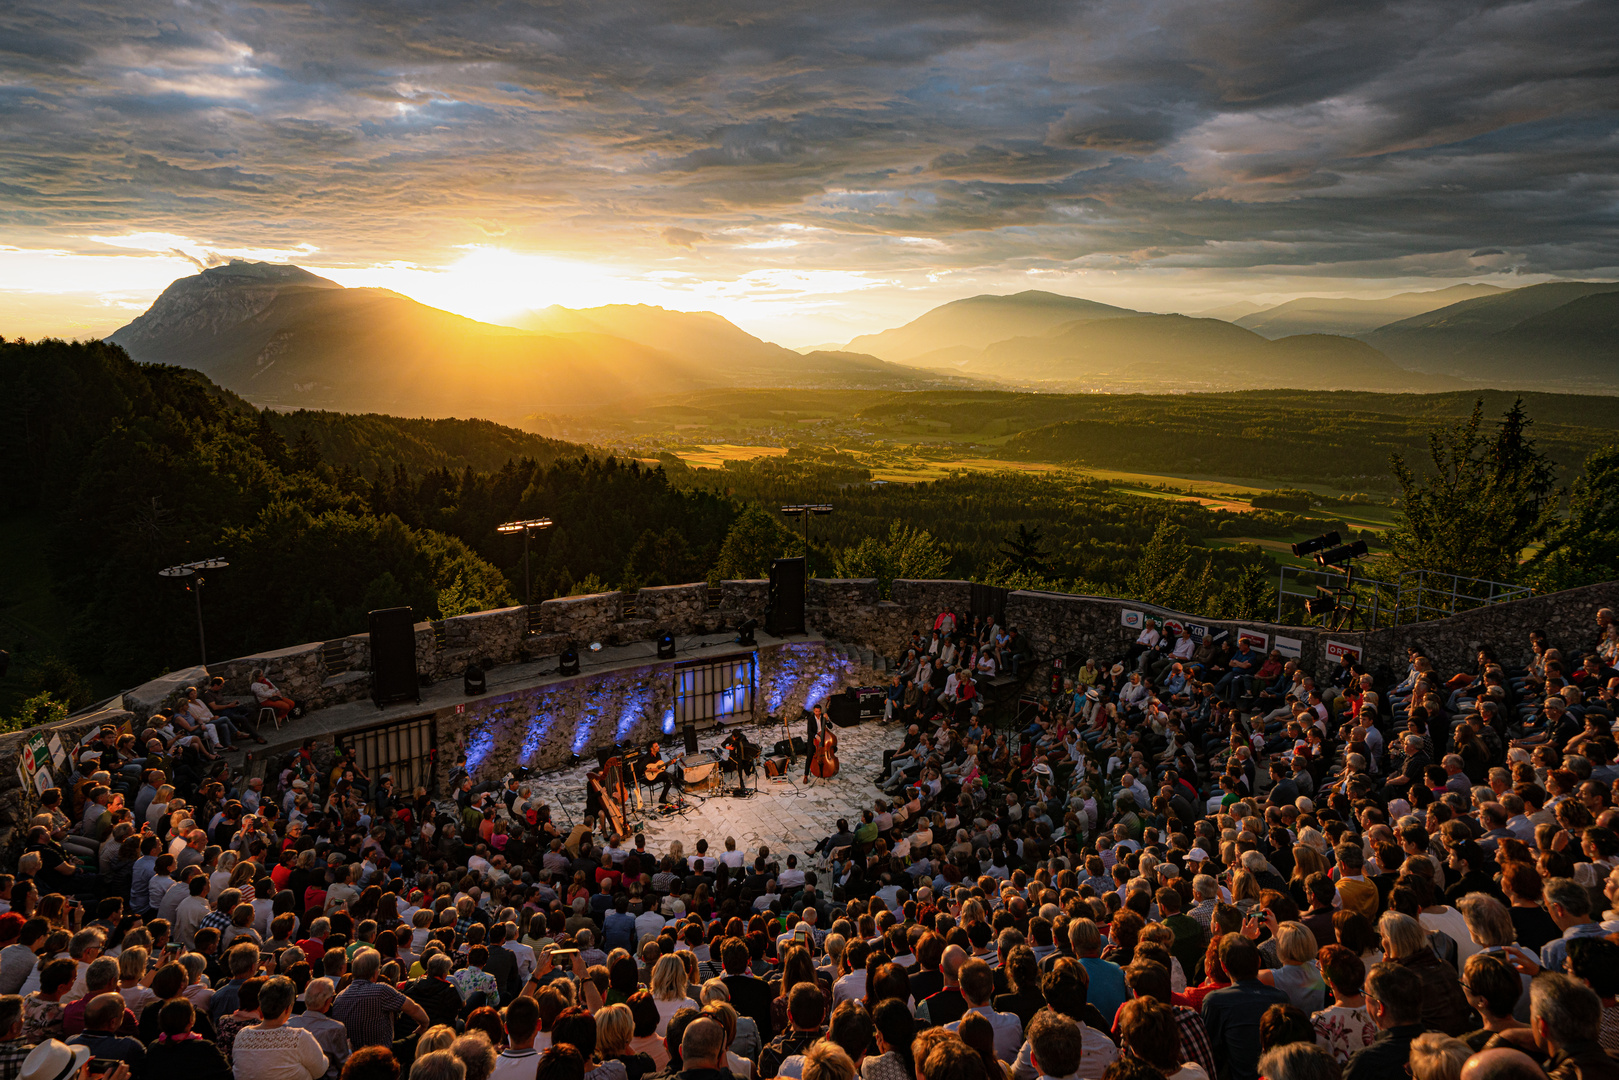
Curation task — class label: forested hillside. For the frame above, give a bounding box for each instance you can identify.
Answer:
[0,338,735,701]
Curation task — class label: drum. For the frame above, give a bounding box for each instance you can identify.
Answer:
[681,752,720,792]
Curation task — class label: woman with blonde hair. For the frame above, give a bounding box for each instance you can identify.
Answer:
[417,1025,457,1055]
[1409,1033,1471,1080]
[649,953,697,1035]
[1255,920,1326,1011]
[596,1003,656,1080]
[1229,870,1262,914]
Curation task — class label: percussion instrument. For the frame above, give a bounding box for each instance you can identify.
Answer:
[681,751,722,792]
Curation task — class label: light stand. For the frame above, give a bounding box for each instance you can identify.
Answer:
[158,557,228,667]
[780,504,833,577]
[496,517,554,606]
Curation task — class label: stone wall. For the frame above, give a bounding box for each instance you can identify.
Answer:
[637,583,709,634]
[0,706,133,851]
[799,578,1619,690]
[440,639,871,783]
[719,580,769,626]
[537,592,623,642]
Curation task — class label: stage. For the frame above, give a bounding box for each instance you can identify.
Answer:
[534,710,898,865]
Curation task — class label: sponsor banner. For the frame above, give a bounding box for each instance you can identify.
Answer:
[1326,640,1363,663]
[1121,610,1144,629]
[47,734,65,769]
[1274,635,1303,659]
[1237,627,1269,649]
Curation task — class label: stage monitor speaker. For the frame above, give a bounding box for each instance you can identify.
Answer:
[369,607,420,708]
[682,724,700,754]
[830,691,860,728]
[765,557,806,636]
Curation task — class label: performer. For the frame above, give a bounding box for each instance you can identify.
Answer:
[723,729,753,793]
[803,702,827,782]
[585,767,607,832]
[643,740,683,803]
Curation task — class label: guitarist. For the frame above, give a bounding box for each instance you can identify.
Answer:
[803,702,827,783]
[643,740,684,803]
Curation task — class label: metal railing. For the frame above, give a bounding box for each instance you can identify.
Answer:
[1277,564,1531,631]
[1387,569,1534,624]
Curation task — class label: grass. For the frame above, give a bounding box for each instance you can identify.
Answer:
[674,444,792,468]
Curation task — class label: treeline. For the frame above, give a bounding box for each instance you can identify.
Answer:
[668,449,1280,600]
[0,339,735,698]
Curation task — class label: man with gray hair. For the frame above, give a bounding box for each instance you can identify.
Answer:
[331,948,428,1049]
[410,1050,467,1080]
[1529,972,1615,1080]
[1257,1043,1339,1080]
[289,977,350,1078]
[1540,878,1605,976]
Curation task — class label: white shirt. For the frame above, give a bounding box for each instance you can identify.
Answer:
[490,1049,539,1080]
[946,1005,1024,1063]
[1013,1022,1118,1080]
[505,940,537,982]
[231,1023,330,1080]
[832,970,867,1006]
[719,850,746,869]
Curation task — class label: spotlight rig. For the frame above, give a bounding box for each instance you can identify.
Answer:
[1293,531,1371,632]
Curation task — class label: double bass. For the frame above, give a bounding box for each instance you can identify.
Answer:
[809,726,840,779]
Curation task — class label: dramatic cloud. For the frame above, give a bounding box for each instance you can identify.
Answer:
[0,0,1614,342]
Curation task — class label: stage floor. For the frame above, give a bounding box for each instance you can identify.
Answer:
[534,714,898,869]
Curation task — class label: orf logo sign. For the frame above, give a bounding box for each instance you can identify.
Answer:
[1325,640,1363,663]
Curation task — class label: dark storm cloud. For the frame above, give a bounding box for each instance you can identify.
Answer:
[0,0,1614,277]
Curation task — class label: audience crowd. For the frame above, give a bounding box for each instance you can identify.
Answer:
[5,604,1619,1080]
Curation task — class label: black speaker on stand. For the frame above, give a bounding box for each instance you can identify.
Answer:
[682,724,700,754]
[369,607,420,708]
[765,557,806,636]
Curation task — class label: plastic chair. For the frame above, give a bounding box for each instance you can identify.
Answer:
[260,705,281,733]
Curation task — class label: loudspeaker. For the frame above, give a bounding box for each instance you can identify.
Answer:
[774,737,810,758]
[369,607,420,708]
[683,724,700,754]
[830,691,860,728]
[765,557,806,636]
[854,686,885,718]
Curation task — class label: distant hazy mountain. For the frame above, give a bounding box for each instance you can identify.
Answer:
[110,263,955,417]
[518,303,793,367]
[844,290,1140,362]
[1233,283,1506,338]
[1193,300,1270,321]
[1361,281,1619,386]
[939,313,1443,391]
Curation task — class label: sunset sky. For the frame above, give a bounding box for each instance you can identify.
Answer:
[1,0,1614,345]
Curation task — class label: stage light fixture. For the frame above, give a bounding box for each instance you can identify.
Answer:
[463,662,486,696]
[1306,589,1338,617]
[559,647,580,676]
[1314,539,1369,566]
[657,633,676,659]
[1290,532,1342,558]
[735,618,758,647]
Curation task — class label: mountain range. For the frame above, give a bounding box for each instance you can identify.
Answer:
[108,262,954,419]
[835,283,1619,392]
[104,264,1619,415]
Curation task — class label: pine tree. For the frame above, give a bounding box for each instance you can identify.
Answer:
[1386,398,1561,581]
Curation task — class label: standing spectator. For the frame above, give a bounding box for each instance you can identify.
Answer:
[332,949,429,1050]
